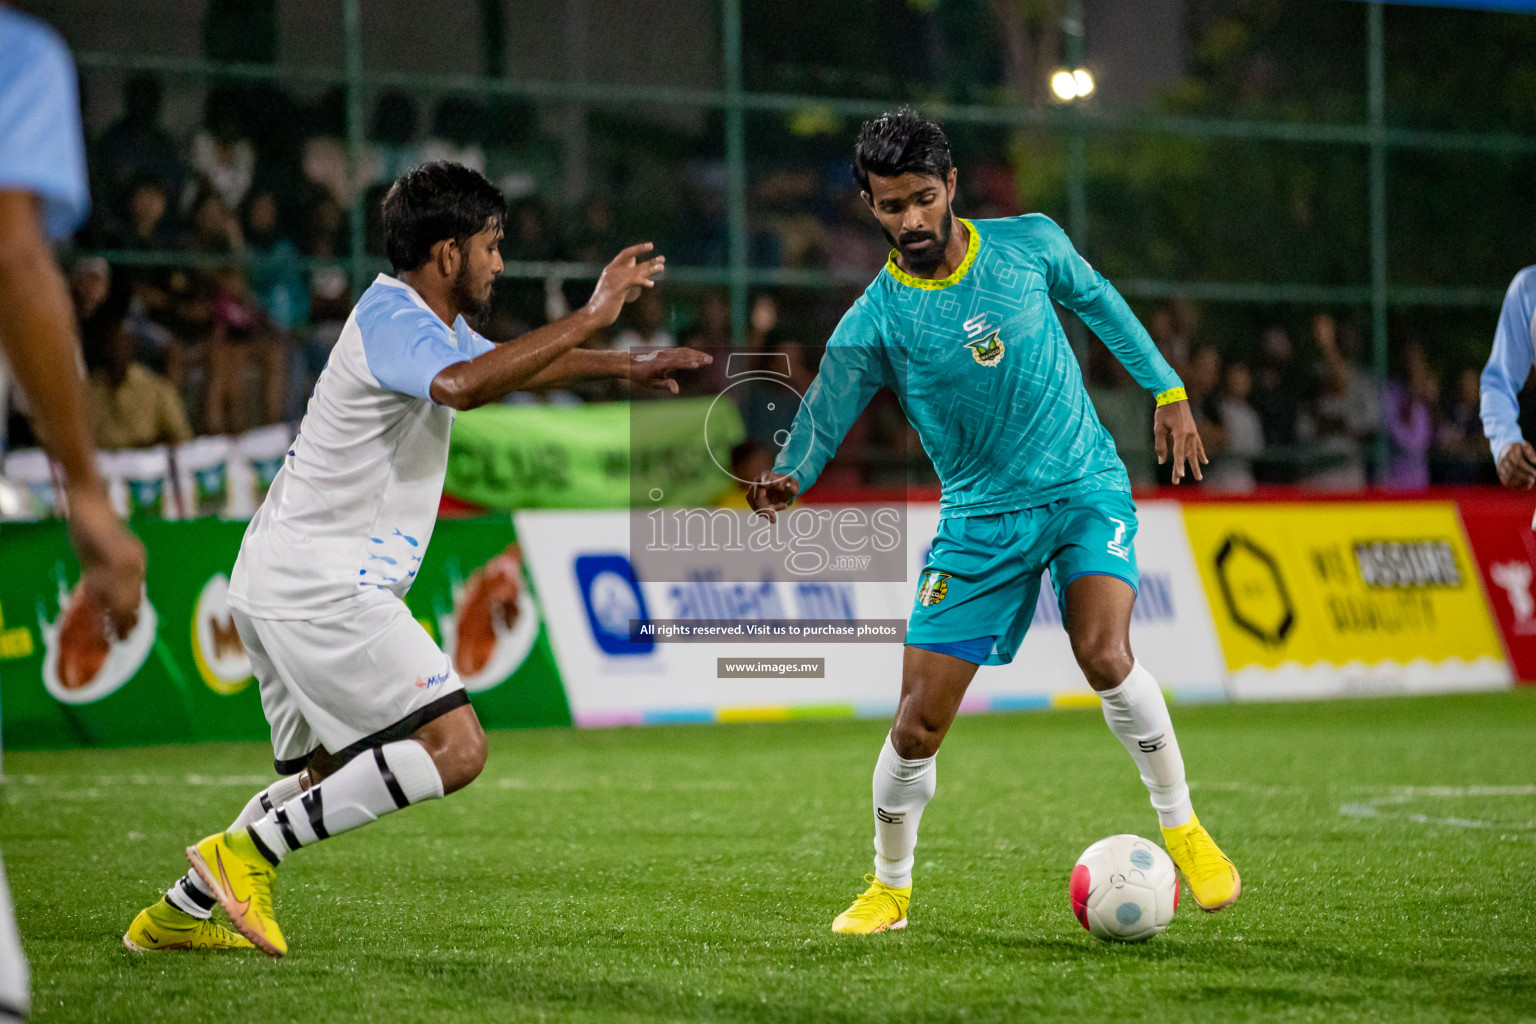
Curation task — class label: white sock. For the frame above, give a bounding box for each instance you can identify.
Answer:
[247,741,444,865]
[871,734,936,888]
[1098,659,1195,828]
[0,855,29,1023]
[165,772,310,918]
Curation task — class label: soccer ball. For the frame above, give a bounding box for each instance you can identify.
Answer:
[1069,834,1179,942]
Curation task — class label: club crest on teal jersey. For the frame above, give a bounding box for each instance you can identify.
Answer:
[917,570,952,606]
[961,313,1005,367]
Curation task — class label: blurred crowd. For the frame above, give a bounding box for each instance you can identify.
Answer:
[1090,302,1496,491]
[0,73,1505,495]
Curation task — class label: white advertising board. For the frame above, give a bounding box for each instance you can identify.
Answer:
[516,501,1225,727]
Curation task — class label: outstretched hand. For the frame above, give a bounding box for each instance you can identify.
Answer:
[628,348,713,394]
[1154,399,1207,484]
[746,472,800,523]
[585,243,665,327]
[1498,441,1536,490]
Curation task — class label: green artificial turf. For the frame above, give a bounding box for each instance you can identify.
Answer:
[4,690,1534,1023]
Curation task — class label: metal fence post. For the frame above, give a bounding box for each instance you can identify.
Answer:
[1369,1,1389,484]
[343,0,368,297]
[1064,0,1088,363]
[723,0,749,347]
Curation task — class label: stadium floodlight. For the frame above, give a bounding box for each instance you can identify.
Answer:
[1051,67,1095,102]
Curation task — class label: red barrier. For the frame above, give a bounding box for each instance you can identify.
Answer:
[1453,490,1536,683]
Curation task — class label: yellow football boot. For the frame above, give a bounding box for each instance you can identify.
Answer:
[123,897,255,952]
[1161,813,1241,912]
[831,874,911,934]
[187,829,286,957]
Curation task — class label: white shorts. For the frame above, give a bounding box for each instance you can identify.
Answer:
[231,589,468,775]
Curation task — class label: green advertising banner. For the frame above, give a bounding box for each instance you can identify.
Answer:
[0,518,569,752]
[444,398,744,510]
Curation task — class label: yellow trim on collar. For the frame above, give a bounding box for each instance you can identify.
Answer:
[1155,386,1188,407]
[884,218,979,290]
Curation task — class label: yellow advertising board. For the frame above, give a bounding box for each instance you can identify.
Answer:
[1182,502,1508,695]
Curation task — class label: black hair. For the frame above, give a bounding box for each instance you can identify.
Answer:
[851,107,953,193]
[381,161,506,273]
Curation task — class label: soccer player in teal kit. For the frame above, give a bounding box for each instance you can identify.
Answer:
[749,109,1240,934]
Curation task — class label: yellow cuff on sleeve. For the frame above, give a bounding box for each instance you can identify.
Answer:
[1155,387,1187,407]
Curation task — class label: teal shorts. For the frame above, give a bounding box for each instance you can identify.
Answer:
[906,488,1140,666]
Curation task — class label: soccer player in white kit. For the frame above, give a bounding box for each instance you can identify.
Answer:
[124,162,707,957]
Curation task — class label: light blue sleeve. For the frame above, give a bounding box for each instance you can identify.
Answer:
[1480,266,1536,459]
[0,15,89,239]
[454,317,498,358]
[356,291,475,401]
[772,300,888,493]
[1028,215,1183,398]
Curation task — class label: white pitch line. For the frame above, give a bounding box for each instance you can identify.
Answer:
[1339,784,1536,830]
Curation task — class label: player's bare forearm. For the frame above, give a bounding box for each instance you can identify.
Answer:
[0,192,145,636]
[430,307,605,409]
[0,191,102,493]
[520,346,713,394]
[519,347,631,390]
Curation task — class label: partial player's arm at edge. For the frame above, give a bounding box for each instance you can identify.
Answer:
[1481,266,1536,488]
[0,190,146,634]
[0,191,100,491]
[429,243,670,409]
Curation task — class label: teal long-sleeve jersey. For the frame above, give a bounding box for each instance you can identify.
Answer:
[772,214,1184,516]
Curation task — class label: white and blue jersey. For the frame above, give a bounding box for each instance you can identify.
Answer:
[230,275,494,618]
[0,8,89,239]
[1480,265,1536,460]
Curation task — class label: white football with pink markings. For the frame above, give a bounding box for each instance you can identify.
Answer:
[1070,834,1179,942]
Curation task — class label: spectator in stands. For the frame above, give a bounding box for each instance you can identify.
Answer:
[243,186,307,334]
[1086,343,1155,486]
[1185,345,1225,449]
[94,73,184,237]
[568,195,621,265]
[190,86,256,211]
[186,187,286,433]
[1435,367,1490,483]
[68,256,111,323]
[302,86,352,207]
[1301,313,1378,490]
[420,97,487,175]
[204,261,286,434]
[362,90,421,187]
[289,191,351,416]
[1383,342,1436,490]
[108,173,177,251]
[680,292,730,349]
[82,298,193,451]
[187,186,242,256]
[1149,301,1193,381]
[823,191,887,277]
[677,291,732,393]
[104,177,184,376]
[1251,326,1305,448]
[1206,361,1264,493]
[613,289,675,350]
